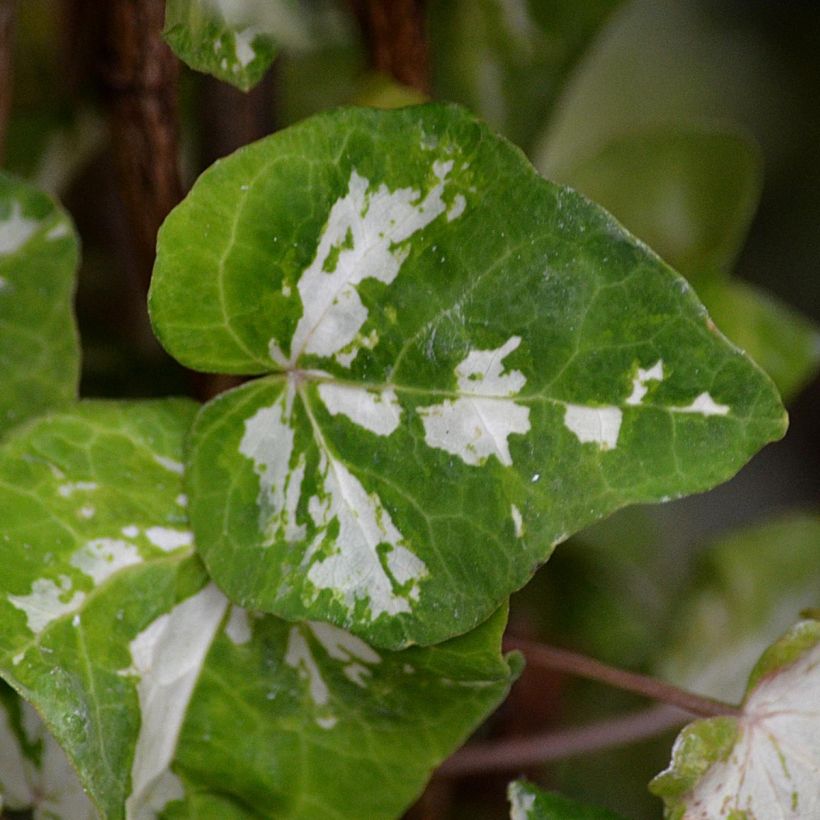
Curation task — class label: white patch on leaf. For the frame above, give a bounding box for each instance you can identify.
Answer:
[0,201,39,256]
[511,504,524,538]
[57,481,98,498]
[563,404,622,450]
[626,360,664,405]
[284,626,336,729]
[144,527,193,553]
[507,781,537,820]
[239,384,306,544]
[418,336,531,466]
[153,455,184,475]
[317,382,402,436]
[306,450,428,619]
[673,392,730,417]
[7,576,85,634]
[124,583,228,819]
[224,605,252,645]
[271,161,462,369]
[309,621,380,688]
[663,635,820,819]
[69,537,142,584]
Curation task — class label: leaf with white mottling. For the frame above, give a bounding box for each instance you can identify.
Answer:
[150,104,786,649]
[0,173,79,438]
[0,400,519,819]
[508,779,627,819]
[651,620,820,819]
[163,0,350,91]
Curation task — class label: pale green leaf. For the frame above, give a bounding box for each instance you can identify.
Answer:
[508,778,627,819]
[430,0,623,151]
[0,400,518,819]
[149,103,786,649]
[558,129,762,285]
[651,620,820,819]
[659,513,820,704]
[0,173,80,437]
[164,0,350,91]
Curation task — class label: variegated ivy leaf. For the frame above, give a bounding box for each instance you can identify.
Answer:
[163,0,350,91]
[0,173,79,437]
[149,104,786,649]
[0,680,96,817]
[0,400,519,819]
[651,620,820,819]
[508,779,627,819]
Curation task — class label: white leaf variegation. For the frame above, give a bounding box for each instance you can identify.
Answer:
[652,620,820,819]
[150,104,787,648]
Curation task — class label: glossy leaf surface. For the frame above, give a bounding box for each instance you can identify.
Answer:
[150,104,786,648]
[651,620,820,819]
[0,400,518,818]
[0,173,79,437]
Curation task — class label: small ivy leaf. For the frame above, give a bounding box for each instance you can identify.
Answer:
[0,401,519,819]
[557,129,762,286]
[651,619,820,819]
[0,173,80,438]
[430,0,623,152]
[163,0,350,92]
[150,104,786,649]
[507,779,627,819]
[659,513,820,705]
[0,681,96,817]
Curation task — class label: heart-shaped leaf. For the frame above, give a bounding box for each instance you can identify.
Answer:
[0,400,518,818]
[651,619,820,818]
[0,173,79,437]
[149,104,786,648]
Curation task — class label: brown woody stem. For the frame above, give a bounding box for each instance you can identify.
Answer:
[438,704,688,776]
[348,0,430,94]
[505,637,742,718]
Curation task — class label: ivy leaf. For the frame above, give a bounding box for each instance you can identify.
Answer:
[0,680,96,817]
[508,779,627,819]
[430,0,623,152]
[149,104,786,649]
[555,128,820,400]
[163,0,350,91]
[651,619,820,819]
[0,173,80,437]
[659,513,820,704]
[0,401,518,819]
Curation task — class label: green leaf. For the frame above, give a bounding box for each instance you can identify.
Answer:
[430,0,623,152]
[0,680,96,817]
[659,513,820,704]
[555,128,820,401]
[699,280,820,402]
[558,129,762,285]
[164,0,350,91]
[508,779,627,819]
[0,400,518,819]
[0,173,80,437]
[149,103,786,649]
[651,620,820,819]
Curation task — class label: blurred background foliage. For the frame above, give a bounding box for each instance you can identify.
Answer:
[2,1,818,818]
